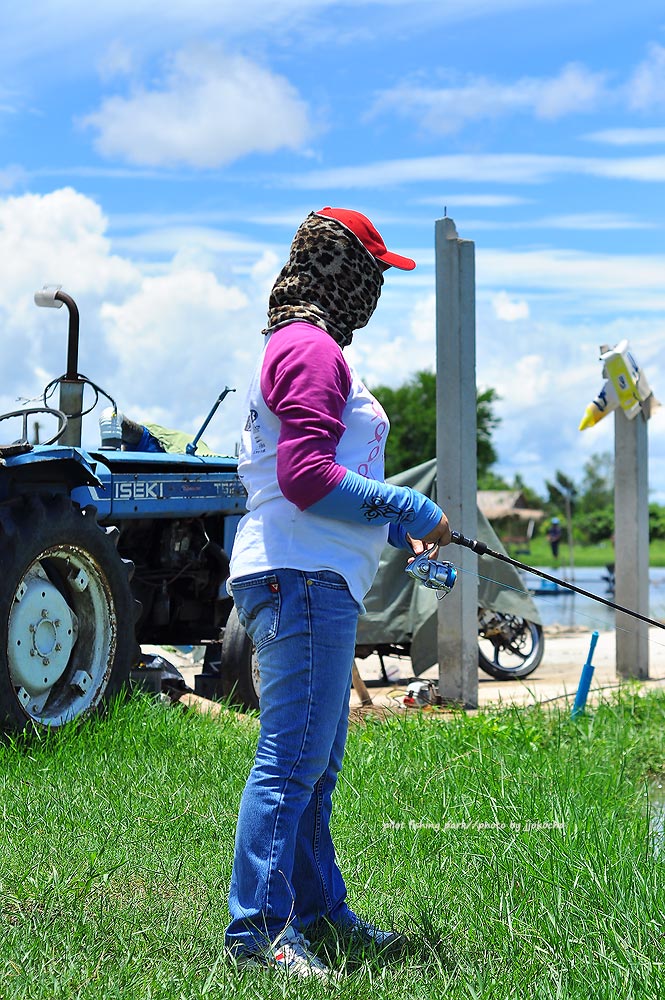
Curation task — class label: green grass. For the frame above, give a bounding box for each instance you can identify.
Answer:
[504,536,665,569]
[1,690,664,998]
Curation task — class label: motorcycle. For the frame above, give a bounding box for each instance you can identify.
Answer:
[354,609,544,689]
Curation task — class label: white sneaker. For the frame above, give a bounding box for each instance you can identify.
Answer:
[233,932,339,981]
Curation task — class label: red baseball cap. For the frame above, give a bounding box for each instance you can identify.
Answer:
[316,206,416,271]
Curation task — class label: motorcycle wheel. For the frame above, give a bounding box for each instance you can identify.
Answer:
[0,495,137,732]
[478,613,544,680]
[219,605,260,712]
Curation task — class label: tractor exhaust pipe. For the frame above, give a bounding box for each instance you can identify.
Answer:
[34,287,83,447]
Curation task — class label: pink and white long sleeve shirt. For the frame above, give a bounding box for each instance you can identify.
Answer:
[229,322,441,605]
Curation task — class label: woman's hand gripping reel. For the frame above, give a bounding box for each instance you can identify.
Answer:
[404,545,457,600]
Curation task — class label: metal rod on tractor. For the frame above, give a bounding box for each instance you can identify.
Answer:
[186,387,236,455]
[34,286,84,447]
[450,529,665,631]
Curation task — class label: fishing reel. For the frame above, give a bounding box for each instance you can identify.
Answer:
[405,548,457,600]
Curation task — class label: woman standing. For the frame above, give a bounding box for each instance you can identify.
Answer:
[225,207,450,978]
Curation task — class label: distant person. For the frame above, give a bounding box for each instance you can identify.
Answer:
[546,518,562,561]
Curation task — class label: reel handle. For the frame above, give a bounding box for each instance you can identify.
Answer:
[404,550,457,599]
[450,529,488,556]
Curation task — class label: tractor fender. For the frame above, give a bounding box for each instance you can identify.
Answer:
[2,446,113,515]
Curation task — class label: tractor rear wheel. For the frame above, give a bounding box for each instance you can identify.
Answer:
[0,495,137,732]
[219,606,260,712]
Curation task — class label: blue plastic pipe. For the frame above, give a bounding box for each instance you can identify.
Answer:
[571,631,599,718]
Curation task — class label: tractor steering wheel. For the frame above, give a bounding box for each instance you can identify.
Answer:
[0,406,69,449]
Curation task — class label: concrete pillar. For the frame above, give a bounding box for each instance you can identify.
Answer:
[58,380,84,448]
[614,409,649,678]
[435,217,478,708]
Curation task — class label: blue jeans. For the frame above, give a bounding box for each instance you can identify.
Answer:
[225,568,360,954]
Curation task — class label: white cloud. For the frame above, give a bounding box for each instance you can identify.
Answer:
[100,270,249,412]
[626,43,665,111]
[95,263,268,452]
[370,63,607,134]
[0,187,270,455]
[585,127,665,146]
[537,212,653,230]
[415,194,532,207]
[97,40,137,81]
[111,226,274,263]
[291,152,665,189]
[0,188,139,413]
[458,211,654,231]
[533,62,606,119]
[0,1,586,74]
[368,43,665,137]
[82,45,312,168]
[0,187,137,313]
[346,290,438,387]
[594,155,665,182]
[492,291,529,321]
[477,247,665,296]
[248,250,282,300]
[491,352,551,406]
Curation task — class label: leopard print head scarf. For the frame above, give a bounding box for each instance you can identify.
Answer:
[263,212,384,347]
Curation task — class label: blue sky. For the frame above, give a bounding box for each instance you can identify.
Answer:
[1,0,664,500]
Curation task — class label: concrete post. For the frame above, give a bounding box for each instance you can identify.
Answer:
[58,380,84,448]
[614,409,649,678]
[435,217,478,708]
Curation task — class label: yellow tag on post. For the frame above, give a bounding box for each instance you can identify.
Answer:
[599,340,652,420]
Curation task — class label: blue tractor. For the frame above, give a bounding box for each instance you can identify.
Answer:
[0,288,250,732]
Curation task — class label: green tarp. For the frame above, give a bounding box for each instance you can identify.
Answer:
[356,459,541,675]
[145,423,218,456]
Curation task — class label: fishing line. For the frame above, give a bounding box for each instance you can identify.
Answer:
[460,564,626,631]
[450,529,665,632]
[454,563,665,653]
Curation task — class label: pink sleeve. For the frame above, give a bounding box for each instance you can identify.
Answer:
[261,323,351,510]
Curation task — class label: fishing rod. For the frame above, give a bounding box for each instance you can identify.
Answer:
[449,529,665,632]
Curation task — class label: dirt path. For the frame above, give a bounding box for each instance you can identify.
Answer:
[145,624,665,719]
[349,625,665,712]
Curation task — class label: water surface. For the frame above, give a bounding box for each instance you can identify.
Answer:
[526,566,665,631]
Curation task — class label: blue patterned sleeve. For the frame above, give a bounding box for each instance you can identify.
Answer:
[308,468,443,539]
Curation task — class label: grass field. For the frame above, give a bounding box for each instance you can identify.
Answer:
[1,690,664,999]
[503,535,665,569]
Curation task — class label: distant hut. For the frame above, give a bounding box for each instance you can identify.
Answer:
[477,490,544,554]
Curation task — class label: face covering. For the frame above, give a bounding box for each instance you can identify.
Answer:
[263,212,384,348]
